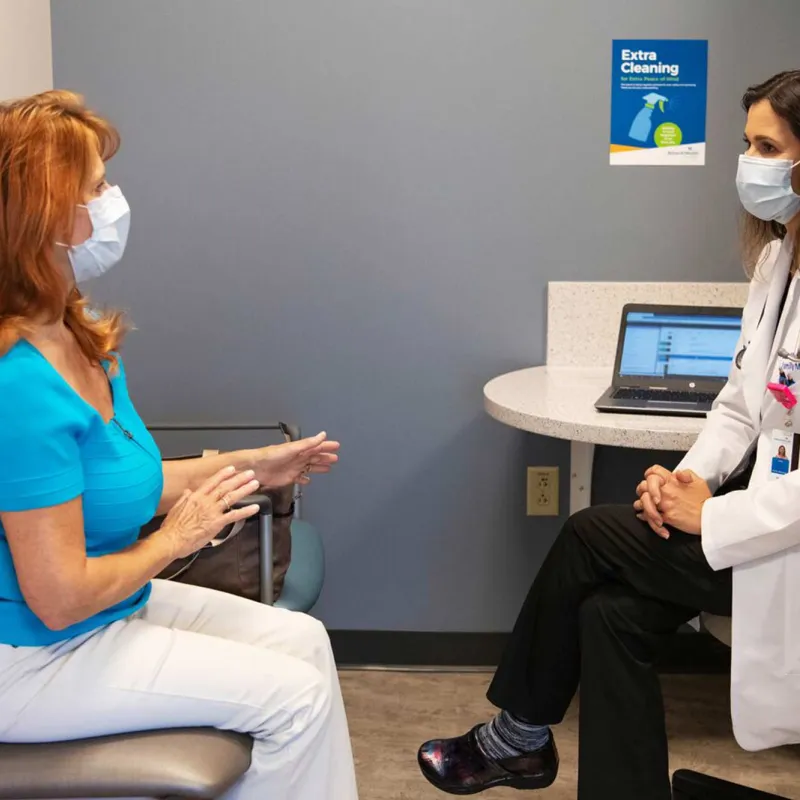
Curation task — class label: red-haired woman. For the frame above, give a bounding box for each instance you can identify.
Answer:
[0,91,358,800]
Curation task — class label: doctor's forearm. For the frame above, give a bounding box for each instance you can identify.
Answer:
[701,476,800,570]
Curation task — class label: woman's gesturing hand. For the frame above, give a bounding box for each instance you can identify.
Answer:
[252,432,340,489]
[160,467,261,559]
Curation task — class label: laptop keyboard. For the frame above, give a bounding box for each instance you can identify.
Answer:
[612,388,717,404]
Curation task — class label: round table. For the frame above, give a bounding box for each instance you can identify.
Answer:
[484,366,706,512]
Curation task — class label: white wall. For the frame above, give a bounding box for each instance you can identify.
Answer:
[0,0,52,100]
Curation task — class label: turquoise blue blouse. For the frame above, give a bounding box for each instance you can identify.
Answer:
[0,341,163,646]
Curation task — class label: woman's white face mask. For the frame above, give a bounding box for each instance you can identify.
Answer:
[736,155,800,225]
[57,185,131,282]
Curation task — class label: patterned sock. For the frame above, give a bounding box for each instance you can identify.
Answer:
[475,710,550,761]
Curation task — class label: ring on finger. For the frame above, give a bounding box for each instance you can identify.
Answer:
[221,493,232,512]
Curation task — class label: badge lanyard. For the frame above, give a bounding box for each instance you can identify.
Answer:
[778,326,800,365]
[769,329,800,426]
[769,321,800,426]
[764,274,798,426]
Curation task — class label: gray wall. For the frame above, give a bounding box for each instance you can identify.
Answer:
[51,0,800,632]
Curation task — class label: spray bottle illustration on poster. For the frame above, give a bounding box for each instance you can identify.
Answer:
[610,39,708,166]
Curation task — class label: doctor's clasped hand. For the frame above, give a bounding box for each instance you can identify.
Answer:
[634,466,712,537]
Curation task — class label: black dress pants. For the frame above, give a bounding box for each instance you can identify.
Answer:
[487,505,732,800]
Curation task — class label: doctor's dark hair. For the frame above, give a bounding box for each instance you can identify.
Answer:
[0,90,127,363]
[741,70,800,275]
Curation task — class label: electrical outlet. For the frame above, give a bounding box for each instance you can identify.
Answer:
[527,467,559,516]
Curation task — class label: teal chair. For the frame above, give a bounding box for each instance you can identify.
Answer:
[275,518,325,612]
[0,423,325,799]
[258,422,326,613]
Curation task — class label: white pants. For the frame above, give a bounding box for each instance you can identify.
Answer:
[0,580,359,800]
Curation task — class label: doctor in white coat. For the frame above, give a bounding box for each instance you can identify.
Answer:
[418,69,800,800]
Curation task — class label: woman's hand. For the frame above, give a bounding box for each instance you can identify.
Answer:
[252,432,340,490]
[160,467,261,559]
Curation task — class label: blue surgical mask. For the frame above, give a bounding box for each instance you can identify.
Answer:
[57,185,131,282]
[736,155,800,225]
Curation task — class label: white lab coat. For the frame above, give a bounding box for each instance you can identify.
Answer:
[676,237,800,751]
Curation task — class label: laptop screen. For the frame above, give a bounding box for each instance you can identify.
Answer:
[619,309,742,380]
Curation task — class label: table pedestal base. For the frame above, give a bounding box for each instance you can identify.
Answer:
[569,441,595,515]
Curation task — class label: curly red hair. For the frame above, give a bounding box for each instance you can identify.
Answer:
[0,90,127,363]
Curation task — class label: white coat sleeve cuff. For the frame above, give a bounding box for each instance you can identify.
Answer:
[700,495,732,571]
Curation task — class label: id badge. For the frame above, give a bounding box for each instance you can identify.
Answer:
[769,430,800,480]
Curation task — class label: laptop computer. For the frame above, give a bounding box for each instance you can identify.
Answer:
[594,303,743,417]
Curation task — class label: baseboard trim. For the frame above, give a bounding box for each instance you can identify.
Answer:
[329,630,731,673]
[330,631,508,669]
